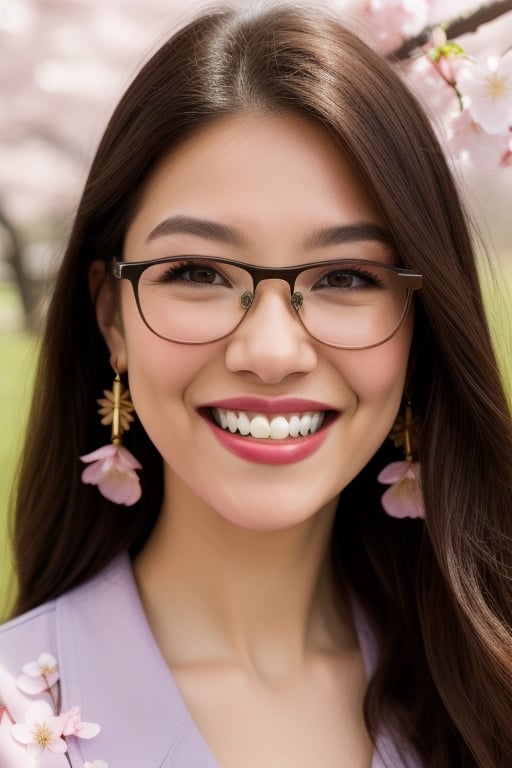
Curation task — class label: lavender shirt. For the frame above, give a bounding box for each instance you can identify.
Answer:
[0,555,421,767]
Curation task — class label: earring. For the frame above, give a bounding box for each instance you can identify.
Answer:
[377,400,425,519]
[80,371,142,505]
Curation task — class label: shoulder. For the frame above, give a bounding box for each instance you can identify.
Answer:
[0,599,58,666]
[0,600,63,765]
[0,599,58,694]
[0,554,133,670]
[0,558,133,766]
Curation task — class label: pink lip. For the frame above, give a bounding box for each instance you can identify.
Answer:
[203,412,336,465]
[204,396,334,414]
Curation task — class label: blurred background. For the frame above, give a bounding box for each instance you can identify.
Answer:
[1,0,511,615]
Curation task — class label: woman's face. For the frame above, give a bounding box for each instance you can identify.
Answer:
[105,114,413,531]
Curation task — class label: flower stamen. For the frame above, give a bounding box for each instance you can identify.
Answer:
[486,73,509,100]
[33,723,53,747]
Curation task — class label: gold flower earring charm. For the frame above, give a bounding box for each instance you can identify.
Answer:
[79,372,142,505]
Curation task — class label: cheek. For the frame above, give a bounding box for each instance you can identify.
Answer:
[120,288,204,393]
[125,339,206,404]
[345,342,409,401]
[329,325,412,451]
[354,317,413,398]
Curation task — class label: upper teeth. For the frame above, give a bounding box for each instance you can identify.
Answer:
[212,409,325,439]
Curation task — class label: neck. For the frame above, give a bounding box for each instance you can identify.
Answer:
[134,474,353,679]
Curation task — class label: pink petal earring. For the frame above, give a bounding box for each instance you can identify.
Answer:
[80,371,142,506]
[377,400,425,519]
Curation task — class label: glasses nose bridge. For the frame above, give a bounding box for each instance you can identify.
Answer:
[250,266,298,297]
[248,266,305,314]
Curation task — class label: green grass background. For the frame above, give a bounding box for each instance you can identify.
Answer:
[0,264,511,621]
[0,310,38,620]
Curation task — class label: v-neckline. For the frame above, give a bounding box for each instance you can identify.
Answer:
[56,553,417,767]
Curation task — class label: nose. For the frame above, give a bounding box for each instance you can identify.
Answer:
[224,281,318,383]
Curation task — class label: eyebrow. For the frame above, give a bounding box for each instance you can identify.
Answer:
[145,215,391,251]
[302,222,391,250]
[145,216,247,247]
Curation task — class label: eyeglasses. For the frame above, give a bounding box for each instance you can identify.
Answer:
[112,255,422,349]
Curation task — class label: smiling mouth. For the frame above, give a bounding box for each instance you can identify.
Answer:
[209,408,328,440]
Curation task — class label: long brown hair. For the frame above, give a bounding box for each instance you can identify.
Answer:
[10,4,512,765]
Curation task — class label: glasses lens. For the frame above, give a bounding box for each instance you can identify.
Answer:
[137,258,252,342]
[295,261,409,348]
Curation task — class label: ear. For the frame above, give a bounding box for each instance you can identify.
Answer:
[89,260,127,371]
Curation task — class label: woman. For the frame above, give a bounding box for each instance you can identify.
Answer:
[1,4,511,767]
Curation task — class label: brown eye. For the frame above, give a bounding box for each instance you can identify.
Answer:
[313,267,383,291]
[187,266,217,284]
[326,271,354,288]
[157,262,226,286]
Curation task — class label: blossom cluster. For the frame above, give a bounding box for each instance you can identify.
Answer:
[340,0,512,170]
[0,652,106,767]
[409,27,511,169]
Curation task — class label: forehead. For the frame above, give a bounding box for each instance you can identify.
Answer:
[126,113,383,252]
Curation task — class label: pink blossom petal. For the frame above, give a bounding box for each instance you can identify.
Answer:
[98,472,141,505]
[80,444,141,469]
[27,742,45,758]
[80,444,142,505]
[48,736,68,754]
[60,707,101,739]
[60,707,79,736]
[448,110,510,171]
[11,723,32,745]
[114,446,142,470]
[365,0,429,53]
[378,461,424,519]
[120,481,142,506]
[377,460,411,484]
[16,675,48,695]
[22,662,43,678]
[24,701,55,727]
[380,483,424,519]
[457,53,512,134]
[35,654,57,673]
[81,462,108,484]
[80,444,118,463]
[76,722,101,739]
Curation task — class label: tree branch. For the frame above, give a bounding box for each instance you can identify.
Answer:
[390,0,512,61]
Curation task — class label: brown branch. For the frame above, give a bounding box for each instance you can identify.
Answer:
[389,0,512,60]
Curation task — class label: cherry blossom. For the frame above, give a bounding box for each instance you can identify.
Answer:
[17,653,59,695]
[80,444,142,505]
[364,0,430,53]
[425,27,466,87]
[60,706,100,740]
[457,51,512,135]
[447,109,511,171]
[402,25,512,171]
[3,654,103,765]
[378,460,425,519]
[11,701,67,758]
